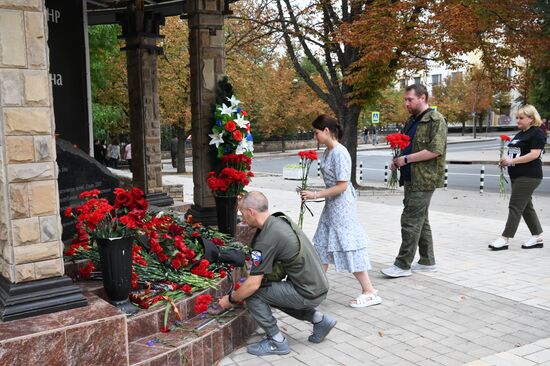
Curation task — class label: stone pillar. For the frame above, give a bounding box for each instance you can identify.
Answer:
[0,0,86,320]
[121,5,173,206]
[186,0,226,224]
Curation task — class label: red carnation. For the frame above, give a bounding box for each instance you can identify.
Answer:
[182,284,192,294]
[194,294,213,314]
[64,207,73,218]
[79,261,94,279]
[171,258,182,269]
[225,121,237,132]
[211,237,224,246]
[500,134,511,142]
[232,130,243,141]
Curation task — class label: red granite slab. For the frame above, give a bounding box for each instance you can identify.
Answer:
[191,338,203,366]
[235,222,255,246]
[202,333,213,366]
[180,344,192,366]
[230,315,242,349]
[127,311,160,343]
[0,314,63,342]
[0,330,66,366]
[66,315,128,366]
[166,349,183,366]
[222,322,232,356]
[49,292,123,327]
[128,342,171,366]
[211,328,223,363]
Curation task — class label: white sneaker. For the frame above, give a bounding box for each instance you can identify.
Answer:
[489,237,509,251]
[381,265,412,278]
[522,235,543,249]
[411,263,437,272]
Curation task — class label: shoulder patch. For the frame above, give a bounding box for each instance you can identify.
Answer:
[251,250,262,267]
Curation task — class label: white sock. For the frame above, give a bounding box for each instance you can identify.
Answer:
[271,332,285,343]
[312,311,323,324]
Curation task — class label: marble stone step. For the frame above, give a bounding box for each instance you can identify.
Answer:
[126,275,234,343]
[128,307,256,366]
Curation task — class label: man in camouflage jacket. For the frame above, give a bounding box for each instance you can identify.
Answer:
[381,84,447,278]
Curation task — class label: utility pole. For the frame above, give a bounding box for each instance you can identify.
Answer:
[472,112,477,139]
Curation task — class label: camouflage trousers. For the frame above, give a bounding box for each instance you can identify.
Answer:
[394,186,435,270]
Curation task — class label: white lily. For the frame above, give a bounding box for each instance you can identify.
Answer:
[227,95,241,107]
[235,113,249,129]
[218,103,235,116]
[235,141,247,155]
[208,131,224,148]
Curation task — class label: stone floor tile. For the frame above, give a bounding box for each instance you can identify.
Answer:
[525,349,550,363]
[497,352,537,366]
[270,358,307,366]
[509,343,546,357]
[462,361,492,366]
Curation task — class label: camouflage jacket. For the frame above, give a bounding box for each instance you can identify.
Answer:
[405,109,447,191]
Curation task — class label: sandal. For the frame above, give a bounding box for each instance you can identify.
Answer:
[349,292,382,308]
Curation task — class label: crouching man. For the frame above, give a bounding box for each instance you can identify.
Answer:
[219,191,337,356]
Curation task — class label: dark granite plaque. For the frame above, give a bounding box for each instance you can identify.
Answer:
[57,139,121,243]
[46,0,92,154]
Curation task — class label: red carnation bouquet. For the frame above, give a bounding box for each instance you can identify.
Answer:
[207,154,254,197]
[65,187,148,239]
[386,133,411,190]
[297,150,318,228]
[499,135,511,197]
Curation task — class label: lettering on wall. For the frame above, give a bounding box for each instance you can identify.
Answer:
[45,0,91,154]
[49,73,63,86]
[47,7,61,23]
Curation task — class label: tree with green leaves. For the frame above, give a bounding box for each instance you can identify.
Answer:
[88,24,128,141]
[233,0,550,186]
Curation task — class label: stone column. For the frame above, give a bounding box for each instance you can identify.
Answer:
[186,0,226,224]
[121,5,173,206]
[0,0,86,320]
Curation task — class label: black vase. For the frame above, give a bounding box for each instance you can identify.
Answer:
[214,196,238,237]
[96,236,139,315]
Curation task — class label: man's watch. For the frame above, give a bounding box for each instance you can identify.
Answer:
[228,292,239,305]
[404,155,409,164]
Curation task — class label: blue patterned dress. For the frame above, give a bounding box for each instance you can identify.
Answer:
[313,144,371,272]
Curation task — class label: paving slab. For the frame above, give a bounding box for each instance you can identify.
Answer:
[162,174,550,365]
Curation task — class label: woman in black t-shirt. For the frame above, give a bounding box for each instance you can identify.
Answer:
[490,105,546,251]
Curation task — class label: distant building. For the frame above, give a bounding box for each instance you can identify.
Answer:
[395,54,522,127]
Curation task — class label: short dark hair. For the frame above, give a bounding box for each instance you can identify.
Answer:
[405,84,429,102]
[312,114,343,139]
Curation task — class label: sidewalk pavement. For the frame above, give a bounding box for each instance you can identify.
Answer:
[163,173,550,366]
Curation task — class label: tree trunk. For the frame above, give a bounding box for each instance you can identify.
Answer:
[338,105,362,188]
[281,135,286,152]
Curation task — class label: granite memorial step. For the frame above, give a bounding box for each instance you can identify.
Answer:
[128,307,256,366]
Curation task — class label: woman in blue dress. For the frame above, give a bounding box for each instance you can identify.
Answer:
[301,114,381,308]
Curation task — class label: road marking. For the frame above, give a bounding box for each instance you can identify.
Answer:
[363,168,550,179]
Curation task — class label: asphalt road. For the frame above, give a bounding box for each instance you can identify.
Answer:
[251,140,550,195]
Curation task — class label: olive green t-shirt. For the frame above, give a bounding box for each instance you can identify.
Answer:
[250,215,329,299]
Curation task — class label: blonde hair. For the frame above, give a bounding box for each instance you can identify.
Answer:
[517,104,542,127]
